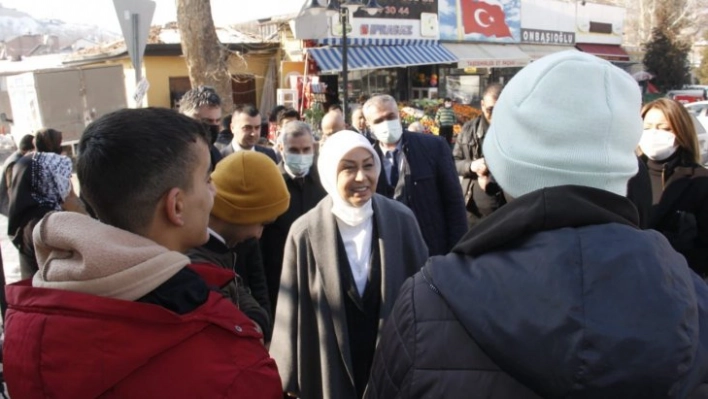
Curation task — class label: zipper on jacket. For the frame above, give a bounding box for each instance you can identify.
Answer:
[662,163,668,191]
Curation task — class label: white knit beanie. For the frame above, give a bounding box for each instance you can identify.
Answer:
[482,50,642,198]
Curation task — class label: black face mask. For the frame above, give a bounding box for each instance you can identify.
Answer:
[203,123,220,145]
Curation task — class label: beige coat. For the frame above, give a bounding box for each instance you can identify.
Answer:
[270,194,429,399]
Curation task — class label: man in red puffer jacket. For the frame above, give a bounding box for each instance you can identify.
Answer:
[3,108,282,399]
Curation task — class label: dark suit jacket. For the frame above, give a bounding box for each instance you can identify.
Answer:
[219,143,278,164]
[0,151,23,216]
[375,132,468,256]
[260,162,327,316]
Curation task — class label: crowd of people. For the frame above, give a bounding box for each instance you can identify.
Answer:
[0,50,706,398]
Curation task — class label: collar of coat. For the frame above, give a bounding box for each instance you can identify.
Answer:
[452,185,640,257]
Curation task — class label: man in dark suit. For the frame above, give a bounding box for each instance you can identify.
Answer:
[221,104,277,163]
[260,120,326,316]
[0,133,34,216]
[363,94,467,256]
[453,83,505,229]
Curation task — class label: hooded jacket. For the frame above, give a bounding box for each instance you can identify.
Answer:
[366,186,708,399]
[3,212,282,399]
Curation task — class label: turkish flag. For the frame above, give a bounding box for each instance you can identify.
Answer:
[461,0,512,38]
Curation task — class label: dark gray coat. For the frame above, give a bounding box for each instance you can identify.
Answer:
[270,194,428,399]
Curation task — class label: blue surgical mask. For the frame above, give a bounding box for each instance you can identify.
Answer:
[285,153,314,176]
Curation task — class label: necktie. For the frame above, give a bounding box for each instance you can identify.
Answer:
[389,149,399,188]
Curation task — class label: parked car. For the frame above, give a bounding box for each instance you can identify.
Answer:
[667,89,706,104]
[684,101,708,165]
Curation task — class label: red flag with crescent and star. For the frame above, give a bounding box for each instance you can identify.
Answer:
[461,0,512,38]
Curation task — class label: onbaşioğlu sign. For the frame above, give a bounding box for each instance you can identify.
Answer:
[521,28,575,45]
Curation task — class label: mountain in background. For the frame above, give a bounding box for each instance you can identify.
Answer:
[0,4,120,48]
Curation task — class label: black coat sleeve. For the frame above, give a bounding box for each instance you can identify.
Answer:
[453,122,476,179]
[235,238,273,326]
[435,137,469,250]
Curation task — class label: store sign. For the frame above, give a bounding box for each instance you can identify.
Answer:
[520,0,575,44]
[440,0,521,42]
[521,28,575,45]
[360,23,415,36]
[458,58,527,68]
[349,0,438,20]
[330,15,429,40]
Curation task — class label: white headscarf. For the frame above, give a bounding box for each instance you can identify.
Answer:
[317,130,381,226]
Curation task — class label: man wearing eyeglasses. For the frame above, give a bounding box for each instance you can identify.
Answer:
[453,83,504,229]
[221,104,277,163]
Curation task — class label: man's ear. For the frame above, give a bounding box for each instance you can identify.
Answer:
[164,187,186,227]
[277,142,284,153]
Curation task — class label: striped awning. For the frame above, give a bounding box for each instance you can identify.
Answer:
[307,43,457,73]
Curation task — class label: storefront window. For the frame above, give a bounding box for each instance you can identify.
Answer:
[345,69,399,101]
[445,74,481,105]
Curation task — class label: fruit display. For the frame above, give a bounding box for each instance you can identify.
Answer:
[398,99,480,136]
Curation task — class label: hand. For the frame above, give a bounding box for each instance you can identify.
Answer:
[470,158,488,176]
[478,174,490,191]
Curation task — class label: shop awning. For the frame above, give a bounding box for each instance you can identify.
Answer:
[575,43,631,62]
[307,43,457,74]
[519,44,576,61]
[442,43,531,68]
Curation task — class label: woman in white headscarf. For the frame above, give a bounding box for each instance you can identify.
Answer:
[270,131,428,399]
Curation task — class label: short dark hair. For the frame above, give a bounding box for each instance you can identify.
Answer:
[18,134,34,152]
[77,107,209,234]
[328,104,343,112]
[233,104,259,119]
[483,83,503,100]
[443,97,452,102]
[268,105,287,123]
[34,128,62,153]
[178,86,221,117]
[276,108,301,126]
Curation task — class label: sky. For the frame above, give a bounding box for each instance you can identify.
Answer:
[1,0,306,33]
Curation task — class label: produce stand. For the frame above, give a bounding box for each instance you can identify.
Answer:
[398,99,481,139]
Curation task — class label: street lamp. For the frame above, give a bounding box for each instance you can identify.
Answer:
[306,0,382,123]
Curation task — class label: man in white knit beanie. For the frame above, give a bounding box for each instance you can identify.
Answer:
[365,51,708,398]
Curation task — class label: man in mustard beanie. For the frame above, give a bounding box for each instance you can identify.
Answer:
[188,151,290,341]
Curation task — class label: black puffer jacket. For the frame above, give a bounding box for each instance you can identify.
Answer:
[187,234,271,340]
[366,186,708,399]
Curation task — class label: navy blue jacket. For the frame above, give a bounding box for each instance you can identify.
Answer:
[367,186,708,398]
[375,132,467,256]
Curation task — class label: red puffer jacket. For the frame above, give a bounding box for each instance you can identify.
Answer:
[3,264,282,399]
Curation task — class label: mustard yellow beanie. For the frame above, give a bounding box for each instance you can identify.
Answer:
[211,151,290,224]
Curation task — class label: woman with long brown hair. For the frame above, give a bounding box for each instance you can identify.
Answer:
[639,98,708,277]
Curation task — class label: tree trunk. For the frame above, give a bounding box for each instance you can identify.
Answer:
[176,0,234,114]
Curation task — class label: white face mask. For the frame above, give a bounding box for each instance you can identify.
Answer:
[372,119,403,144]
[639,129,679,161]
[284,153,314,176]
